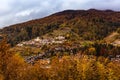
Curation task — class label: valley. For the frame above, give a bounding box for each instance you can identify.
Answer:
[0,9,120,80]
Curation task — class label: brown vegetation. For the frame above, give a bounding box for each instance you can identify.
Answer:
[0,39,120,80]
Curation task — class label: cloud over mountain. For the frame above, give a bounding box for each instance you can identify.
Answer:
[0,0,120,28]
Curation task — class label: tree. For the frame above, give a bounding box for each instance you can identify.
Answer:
[0,38,13,80]
[117,28,120,34]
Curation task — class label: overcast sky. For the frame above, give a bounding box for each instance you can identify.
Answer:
[0,0,120,28]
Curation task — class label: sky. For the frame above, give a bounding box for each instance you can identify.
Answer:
[0,0,120,28]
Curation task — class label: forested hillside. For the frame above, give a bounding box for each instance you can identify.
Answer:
[1,9,120,46]
[0,9,120,80]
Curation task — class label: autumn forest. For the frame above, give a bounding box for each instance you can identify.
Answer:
[0,9,120,80]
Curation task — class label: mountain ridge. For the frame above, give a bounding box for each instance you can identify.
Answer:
[0,9,120,46]
[2,9,120,29]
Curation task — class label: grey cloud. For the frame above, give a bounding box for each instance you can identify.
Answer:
[0,0,120,28]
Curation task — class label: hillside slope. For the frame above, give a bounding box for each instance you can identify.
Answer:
[1,9,120,46]
[104,28,120,46]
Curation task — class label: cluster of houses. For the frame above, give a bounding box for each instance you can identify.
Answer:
[110,55,120,63]
[24,53,46,64]
[17,36,66,47]
[24,45,80,64]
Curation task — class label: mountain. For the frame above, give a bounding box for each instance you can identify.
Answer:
[0,9,120,46]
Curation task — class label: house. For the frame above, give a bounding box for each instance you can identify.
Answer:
[34,37,40,42]
[55,36,65,40]
[17,43,23,47]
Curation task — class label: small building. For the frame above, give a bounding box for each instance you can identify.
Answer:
[34,37,40,42]
[55,36,65,40]
[17,43,23,47]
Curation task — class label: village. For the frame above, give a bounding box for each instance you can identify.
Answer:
[16,35,120,65]
[17,35,66,47]
[110,55,120,63]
